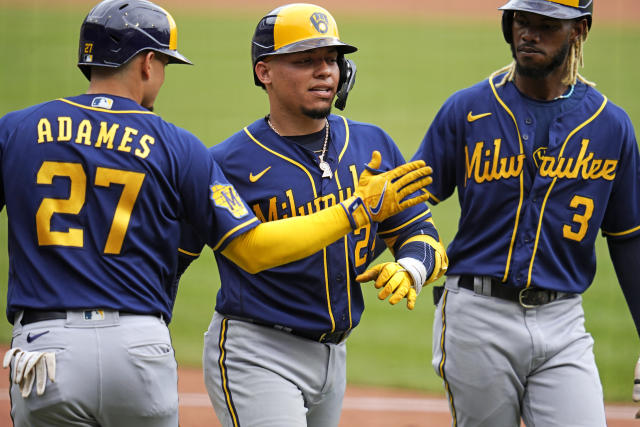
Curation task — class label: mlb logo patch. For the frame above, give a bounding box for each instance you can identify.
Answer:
[83,54,93,63]
[210,182,249,219]
[83,310,105,321]
[91,96,113,109]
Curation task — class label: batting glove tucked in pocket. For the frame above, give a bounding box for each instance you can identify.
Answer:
[3,348,56,397]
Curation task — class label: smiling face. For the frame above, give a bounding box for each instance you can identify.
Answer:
[256,46,340,120]
[510,11,578,80]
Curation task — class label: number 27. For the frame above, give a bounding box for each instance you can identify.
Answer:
[36,161,145,254]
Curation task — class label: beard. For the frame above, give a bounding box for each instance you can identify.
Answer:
[511,39,571,80]
[301,106,332,119]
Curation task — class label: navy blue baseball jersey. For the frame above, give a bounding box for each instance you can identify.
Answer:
[209,115,438,336]
[412,72,640,293]
[0,94,258,322]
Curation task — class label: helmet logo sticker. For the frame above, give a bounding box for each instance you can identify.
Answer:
[310,12,329,34]
[83,42,94,63]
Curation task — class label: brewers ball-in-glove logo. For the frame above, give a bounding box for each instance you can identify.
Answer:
[210,183,249,218]
[310,12,329,34]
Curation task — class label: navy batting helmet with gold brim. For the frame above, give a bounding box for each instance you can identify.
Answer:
[499,0,593,44]
[251,3,357,87]
[77,0,192,80]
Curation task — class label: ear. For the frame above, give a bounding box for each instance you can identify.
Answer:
[254,61,272,86]
[572,18,588,42]
[141,51,156,81]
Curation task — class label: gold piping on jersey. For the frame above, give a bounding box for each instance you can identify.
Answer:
[489,70,526,283]
[602,224,640,237]
[336,115,350,162]
[212,217,260,252]
[218,318,240,427]
[245,123,354,335]
[526,95,608,286]
[244,127,319,200]
[438,289,458,426]
[57,98,157,115]
[376,210,431,237]
[177,247,199,257]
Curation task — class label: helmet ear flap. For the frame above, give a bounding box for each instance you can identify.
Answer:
[502,11,514,44]
[335,55,356,111]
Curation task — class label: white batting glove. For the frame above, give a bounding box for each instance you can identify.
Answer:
[3,348,56,397]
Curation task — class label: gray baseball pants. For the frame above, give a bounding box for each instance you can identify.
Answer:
[9,310,178,427]
[432,276,606,427]
[203,311,346,427]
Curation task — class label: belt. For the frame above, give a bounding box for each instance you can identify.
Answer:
[224,315,351,345]
[458,275,573,308]
[20,310,157,325]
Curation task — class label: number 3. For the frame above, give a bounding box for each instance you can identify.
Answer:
[562,195,594,242]
[36,161,145,254]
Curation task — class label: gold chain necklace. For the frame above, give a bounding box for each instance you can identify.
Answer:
[267,117,332,179]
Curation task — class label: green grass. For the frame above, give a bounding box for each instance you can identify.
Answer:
[1,4,639,402]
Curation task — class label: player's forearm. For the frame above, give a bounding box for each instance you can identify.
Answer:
[608,235,640,338]
[222,196,365,274]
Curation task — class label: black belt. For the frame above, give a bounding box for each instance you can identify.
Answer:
[20,310,156,325]
[224,315,351,345]
[458,275,573,308]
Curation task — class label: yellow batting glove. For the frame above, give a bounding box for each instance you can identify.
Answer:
[355,151,433,223]
[356,262,417,310]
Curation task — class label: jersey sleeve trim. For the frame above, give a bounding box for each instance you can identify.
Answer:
[602,224,640,238]
[178,247,200,257]
[212,217,260,252]
[377,210,431,237]
[243,126,319,199]
[57,98,157,115]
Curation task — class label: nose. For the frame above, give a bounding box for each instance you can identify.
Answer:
[314,58,333,78]
[520,26,540,43]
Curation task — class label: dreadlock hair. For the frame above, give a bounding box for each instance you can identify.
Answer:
[496,20,595,88]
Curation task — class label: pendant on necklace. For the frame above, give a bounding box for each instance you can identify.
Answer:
[319,160,332,179]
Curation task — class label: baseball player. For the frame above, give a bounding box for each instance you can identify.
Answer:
[412,0,640,425]
[178,4,448,426]
[0,1,436,426]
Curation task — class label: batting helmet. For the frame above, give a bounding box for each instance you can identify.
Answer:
[77,0,192,80]
[499,0,593,43]
[251,4,357,87]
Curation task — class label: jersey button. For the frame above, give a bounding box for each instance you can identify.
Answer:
[525,118,533,125]
[336,273,344,282]
[523,134,529,141]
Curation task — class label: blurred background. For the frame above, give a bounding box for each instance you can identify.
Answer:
[0,0,638,402]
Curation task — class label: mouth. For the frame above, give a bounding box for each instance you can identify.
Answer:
[518,45,543,55]
[309,86,334,99]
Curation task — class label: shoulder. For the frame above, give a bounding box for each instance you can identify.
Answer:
[210,118,265,164]
[584,86,636,133]
[335,115,391,138]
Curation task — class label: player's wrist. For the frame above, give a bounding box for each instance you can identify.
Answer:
[340,196,371,229]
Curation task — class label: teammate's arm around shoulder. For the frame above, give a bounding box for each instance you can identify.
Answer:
[222,151,434,274]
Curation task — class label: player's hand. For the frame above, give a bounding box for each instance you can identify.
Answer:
[3,348,56,397]
[356,262,417,310]
[354,151,432,223]
[633,355,640,418]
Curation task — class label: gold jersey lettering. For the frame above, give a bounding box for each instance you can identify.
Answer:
[538,139,617,181]
[95,122,119,149]
[37,118,53,143]
[135,135,154,159]
[57,117,72,142]
[465,139,524,186]
[75,120,92,145]
[118,127,138,153]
